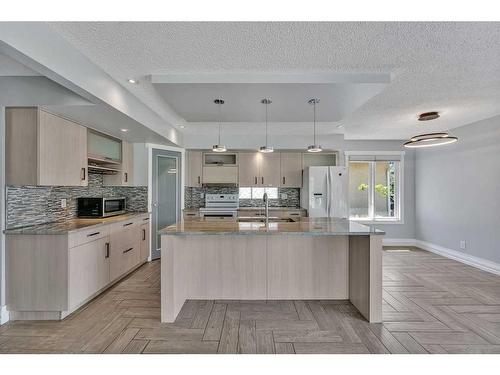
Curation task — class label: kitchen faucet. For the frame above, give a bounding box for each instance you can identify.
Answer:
[263,192,269,226]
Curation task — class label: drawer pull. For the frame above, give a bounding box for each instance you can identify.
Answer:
[123,222,133,227]
[186,213,196,216]
[290,213,299,216]
[105,242,110,258]
[87,232,100,237]
[143,217,149,221]
[123,247,133,254]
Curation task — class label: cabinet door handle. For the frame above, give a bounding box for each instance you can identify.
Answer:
[254,177,257,185]
[261,177,264,185]
[143,217,149,221]
[123,222,133,227]
[198,176,201,184]
[105,242,110,258]
[81,167,86,181]
[123,247,133,254]
[87,231,100,237]
[124,172,128,183]
[282,176,286,185]
[142,229,146,241]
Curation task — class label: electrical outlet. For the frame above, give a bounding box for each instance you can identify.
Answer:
[280,193,288,200]
[460,240,467,250]
[200,193,205,199]
[61,198,67,209]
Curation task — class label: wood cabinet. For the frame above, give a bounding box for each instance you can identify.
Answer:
[68,236,110,311]
[6,107,88,186]
[260,153,281,187]
[238,152,280,187]
[140,219,150,262]
[109,219,141,281]
[186,151,203,187]
[103,140,134,186]
[238,152,261,186]
[280,152,303,187]
[6,213,150,320]
[202,166,238,185]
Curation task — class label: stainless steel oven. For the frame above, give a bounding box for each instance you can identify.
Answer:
[77,197,126,218]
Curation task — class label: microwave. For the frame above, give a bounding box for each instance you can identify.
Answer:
[77,197,126,218]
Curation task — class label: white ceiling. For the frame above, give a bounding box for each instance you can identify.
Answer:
[41,22,500,140]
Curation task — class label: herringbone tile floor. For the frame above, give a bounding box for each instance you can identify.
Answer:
[2,247,500,354]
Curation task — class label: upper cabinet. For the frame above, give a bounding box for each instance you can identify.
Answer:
[6,108,88,186]
[238,152,280,187]
[186,151,203,187]
[202,152,239,186]
[238,152,260,186]
[103,140,134,186]
[88,130,122,163]
[260,153,281,187]
[280,152,303,188]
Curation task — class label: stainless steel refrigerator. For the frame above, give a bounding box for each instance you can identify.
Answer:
[301,166,349,218]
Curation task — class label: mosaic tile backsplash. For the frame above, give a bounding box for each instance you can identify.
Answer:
[184,187,300,208]
[6,173,148,229]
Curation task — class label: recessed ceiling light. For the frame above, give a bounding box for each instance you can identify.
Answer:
[179,125,185,129]
[127,78,138,84]
[418,111,440,121]
[337,124,344,129]
[120,128,129,132]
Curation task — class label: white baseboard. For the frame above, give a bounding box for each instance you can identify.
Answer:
[383,237,500,276]
[382,238,417,246]
[416,239,500,276]
[0,305,9,325]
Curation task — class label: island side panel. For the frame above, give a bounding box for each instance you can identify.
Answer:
[348,235,383,323]
[161,234,267,323]
[267,235,349,299]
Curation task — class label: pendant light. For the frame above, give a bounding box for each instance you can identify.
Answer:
[403,132,458,148]
[212,99,227,152]
[403,111,458,148]
[259,98,274,153]
[307,98,322,152]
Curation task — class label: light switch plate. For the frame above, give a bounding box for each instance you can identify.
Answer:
[61,198,67,209]
[460,240,467,250]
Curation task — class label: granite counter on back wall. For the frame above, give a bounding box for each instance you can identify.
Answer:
[184,187,300,208]
[6,173,148,229]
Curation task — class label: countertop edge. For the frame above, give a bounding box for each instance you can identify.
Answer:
[4,212,151,235]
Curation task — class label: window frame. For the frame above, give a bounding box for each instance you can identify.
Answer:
[238,187,279,200]
[345,151,404,224]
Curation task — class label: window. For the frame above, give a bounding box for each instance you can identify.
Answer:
[346,152,403,223]
[239,187,278,200]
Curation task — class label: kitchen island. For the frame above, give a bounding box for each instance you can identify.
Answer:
[160,218,384,323]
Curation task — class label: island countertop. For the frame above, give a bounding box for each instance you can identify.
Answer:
[160,217,384,236]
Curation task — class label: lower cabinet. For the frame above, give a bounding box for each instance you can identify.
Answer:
[68,236,110,311]
[140,221,150,262]
[6,213,150,320]
[110,220,141,281]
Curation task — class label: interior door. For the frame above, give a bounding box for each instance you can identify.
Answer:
[152,149,181,259]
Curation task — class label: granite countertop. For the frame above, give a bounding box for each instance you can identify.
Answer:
[183,207,305,211]
[4,212,151,235]
[160,217,384,236]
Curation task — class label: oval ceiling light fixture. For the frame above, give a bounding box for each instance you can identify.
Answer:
[403,132,458,148]
[405,111,457,148]
[259,98,274,153]
[120,128,129,132]
[418,111,440,121]
[307,98,322,153]
[212,99,227,153]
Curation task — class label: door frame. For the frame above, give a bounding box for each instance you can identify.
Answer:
[147,144,185,260]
